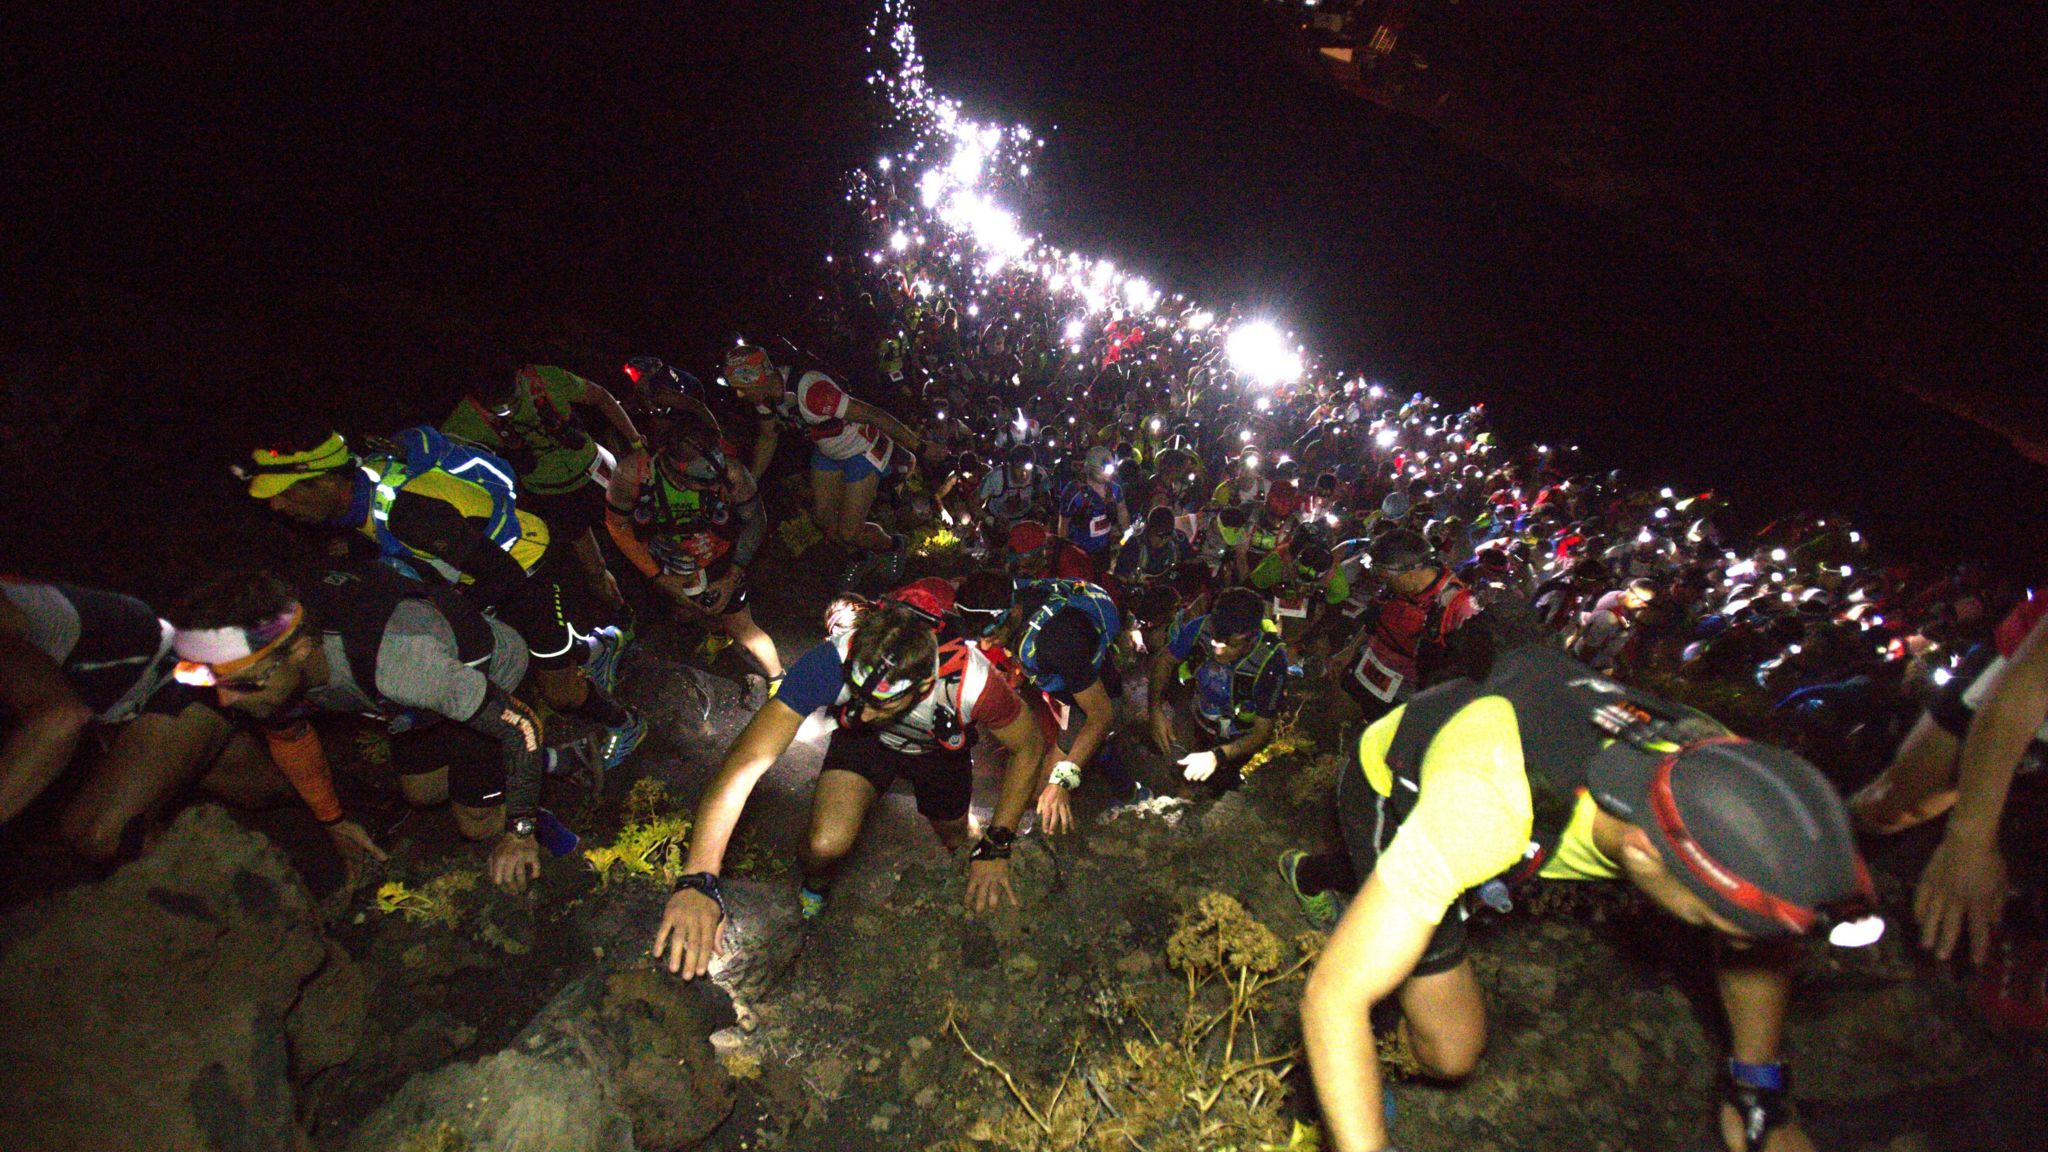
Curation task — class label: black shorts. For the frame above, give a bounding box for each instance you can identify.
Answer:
[391,719,505,807]
[819,727,973,822]
[520,479,608,539]
[1335,759,1469,977]
[488,575,583,671]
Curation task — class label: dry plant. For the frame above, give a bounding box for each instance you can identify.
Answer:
[948,892,1324,1151]
[1240,708,1311,778]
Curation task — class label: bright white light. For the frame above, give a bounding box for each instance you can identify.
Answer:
[1064,318,1084,341]
[1849,531,1862,544]
[1375,428,1397,448]
[1828,916,1885,948]
[1226,321,1302,386]
[889,229,910,253]
[1255,396,1271,413]
[1186,310,1214,331]
[1369,385,1385,400]
[1654,507,1670,520]
[1932,667,1954,687]
[1239,429,1254,442]
[1660,487,1674,500]
[877,157,892,172]
[1123,277,1157,312]
[1841,565,1854,577]
[1770,548,1789,563]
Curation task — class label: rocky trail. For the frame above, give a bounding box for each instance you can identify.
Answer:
[3,543,2042,1152]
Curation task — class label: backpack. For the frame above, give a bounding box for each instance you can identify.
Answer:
[363,426,526,572]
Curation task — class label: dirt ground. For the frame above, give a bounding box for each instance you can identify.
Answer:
[234,522,2045,1152]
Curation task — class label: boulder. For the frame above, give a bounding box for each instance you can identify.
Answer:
[348,965,736,1152]
[707,877,806,1006]
[0,805,364,1152]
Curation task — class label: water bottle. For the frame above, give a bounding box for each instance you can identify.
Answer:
[535,808,578,858]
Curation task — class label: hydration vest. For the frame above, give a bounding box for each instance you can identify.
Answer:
[356,426,545,583]
[464,368,590,470]
[624,455,736,576]
[1352,570,1472,703]
[830,632,986,754]
[1177,617,1286,734]
[300,565,497,710]
[1013,578,1120,695]
[1379,646,1720,894]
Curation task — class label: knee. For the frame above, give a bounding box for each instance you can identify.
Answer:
[399,768,450,808]
[1409,1020,1487,1081]
[452,803,504,841]
[535,667,588,710]
[929,818,970,850]
[803,826,857,868]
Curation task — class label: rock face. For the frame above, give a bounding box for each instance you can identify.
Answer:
[0,805,365,1152]
[348,966,737,1152]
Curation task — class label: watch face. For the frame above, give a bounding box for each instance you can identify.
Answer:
[513,818,536,836]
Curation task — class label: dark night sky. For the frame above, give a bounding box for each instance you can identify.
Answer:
[3,0,2040,586]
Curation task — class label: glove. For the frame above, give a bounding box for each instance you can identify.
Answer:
[1179,749,1219,782]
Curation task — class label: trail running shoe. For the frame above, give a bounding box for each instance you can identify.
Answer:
[880,533,909,584]
[799,885,828,922]
[585,625,628,695]
[1279,849,1340,931]
[597,709,647,771]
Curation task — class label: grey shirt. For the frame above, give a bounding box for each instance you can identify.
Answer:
[307,599,526,721]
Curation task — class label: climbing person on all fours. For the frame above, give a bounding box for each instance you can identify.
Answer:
[654,585,1046,982]
[1294,646,1881,1152]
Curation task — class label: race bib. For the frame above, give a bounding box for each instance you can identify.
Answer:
[1089,514,1111,539]
[1274,595,1309,619]
[1352,646,1405,703]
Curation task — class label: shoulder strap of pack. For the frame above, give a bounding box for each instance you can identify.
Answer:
[1382,678,1483,823]
[521,367,567,427]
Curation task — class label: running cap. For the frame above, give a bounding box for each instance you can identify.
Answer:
[236,433,353,498]
[1587,735,1879,944]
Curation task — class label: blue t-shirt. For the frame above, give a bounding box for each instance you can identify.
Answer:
[776,640,846,716]
[1059,481,1123,555]
[1167,615,1286,738]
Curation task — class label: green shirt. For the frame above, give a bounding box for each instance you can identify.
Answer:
[442,365,599,494]
[1248,550,1350,605]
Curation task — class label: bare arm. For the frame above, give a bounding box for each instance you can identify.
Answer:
[986,708,1046,834]
[682,698,806,876]
[1917,612,2048,963]
[1058,679,1117,775]
[843,396,925,454]
[1714,938,1815,1152]
[1302,872,1437,1152]
[574,379,642,447]
[1948,614,2048,842]
[748,415,779,481]
[1215,714,1275,767]
[0,623,94,824]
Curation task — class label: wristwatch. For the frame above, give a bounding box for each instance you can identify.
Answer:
[510,815,537,838]
[673,871,727,919]
[969,825,1017,861]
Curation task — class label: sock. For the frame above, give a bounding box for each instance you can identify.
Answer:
[573,685,630,727]
[1293,849,1358,896]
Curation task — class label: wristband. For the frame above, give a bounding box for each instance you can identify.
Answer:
[1725,1059,1794,1152]
[672,871,727,919]
[969,826,1016,861]
[1728,1060,1787,1091]
[1049,760,1082,791]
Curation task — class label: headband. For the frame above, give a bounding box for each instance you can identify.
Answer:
[172,603,304,685]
